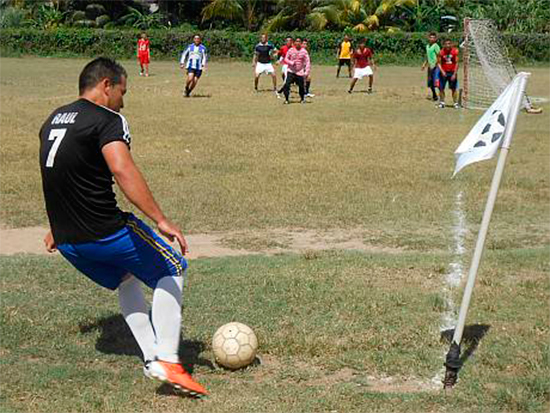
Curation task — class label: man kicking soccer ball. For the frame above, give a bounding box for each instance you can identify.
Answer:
[39,57,208,397]
[253,33,278,93]
[348,39,375,94]
[437,38,460,109]
[180,34,208,97]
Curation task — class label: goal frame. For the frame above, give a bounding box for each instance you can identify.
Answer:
[462,18,542,113]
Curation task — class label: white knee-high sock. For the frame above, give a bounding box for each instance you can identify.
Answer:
[118,276,157,362]
[152,275,184,364]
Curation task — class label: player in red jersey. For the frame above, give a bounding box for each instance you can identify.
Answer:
[348,39,375,94]
[437,39,460,109]
[137,33,150,77]
[278,37,293,82]
[276,37,293,95]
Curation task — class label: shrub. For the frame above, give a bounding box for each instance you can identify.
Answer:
[0,28,547,64]
[0,7,27,29]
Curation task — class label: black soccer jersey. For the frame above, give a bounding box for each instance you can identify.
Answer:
[255,42,275,64]
[39,98,131,245]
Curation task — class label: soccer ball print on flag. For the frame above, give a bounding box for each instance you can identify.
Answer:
[453,73,528,176]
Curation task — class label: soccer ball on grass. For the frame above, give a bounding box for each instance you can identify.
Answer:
[212,322,258,369]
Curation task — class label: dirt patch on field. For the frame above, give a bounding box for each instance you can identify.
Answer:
[0,226,403,258]
[252,355,439,393]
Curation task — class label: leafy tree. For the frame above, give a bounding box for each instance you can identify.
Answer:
[263,0,317,31]
[27,3,67,29]
[260,0,419,32]
[201,0,276,30]
[119,6,166,29]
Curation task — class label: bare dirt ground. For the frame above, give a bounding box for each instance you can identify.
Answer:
[253,355,440,393]
[0,226,403,258]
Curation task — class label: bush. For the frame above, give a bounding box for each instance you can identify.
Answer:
[0,28,548,64]
[0,7,27,29]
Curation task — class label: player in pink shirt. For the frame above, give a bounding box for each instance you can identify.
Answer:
[282,38,311,104]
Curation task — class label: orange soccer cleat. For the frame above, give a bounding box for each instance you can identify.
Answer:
[146,360,208,397]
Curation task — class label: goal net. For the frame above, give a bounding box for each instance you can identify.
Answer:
[462,18,535,111]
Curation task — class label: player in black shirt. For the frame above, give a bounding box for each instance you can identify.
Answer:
[252,33,278,94]
[39,57,207,397]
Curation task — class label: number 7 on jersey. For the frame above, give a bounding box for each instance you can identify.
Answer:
[45,128,67,168]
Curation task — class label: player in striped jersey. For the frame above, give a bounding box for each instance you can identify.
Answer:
[179,35,208,97]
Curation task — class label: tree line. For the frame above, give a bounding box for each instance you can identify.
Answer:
[1,0,548,33]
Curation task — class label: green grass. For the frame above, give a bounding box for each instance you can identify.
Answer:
[0,58,549,251]
[1,249,548,412]
[0,57,549,412]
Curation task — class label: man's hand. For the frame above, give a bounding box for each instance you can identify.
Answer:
[158,219,188,255]
[451,72,457,81]
[421,62,427,71]
[44,230,56,253]
[440,69,447,77]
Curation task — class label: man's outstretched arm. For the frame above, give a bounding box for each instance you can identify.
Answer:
[102,141,188,254]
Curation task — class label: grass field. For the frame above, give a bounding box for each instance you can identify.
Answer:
[1,57,549,412]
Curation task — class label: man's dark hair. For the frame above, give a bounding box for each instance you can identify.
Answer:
[78,57,127,95]
[443,38,452,43]
[429,32,437,37]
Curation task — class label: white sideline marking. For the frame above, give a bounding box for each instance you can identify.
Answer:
[431,190,468,387]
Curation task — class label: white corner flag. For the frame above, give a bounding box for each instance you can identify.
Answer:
[445,72,530,388]
[453,72,530,176]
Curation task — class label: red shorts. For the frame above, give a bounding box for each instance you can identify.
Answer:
[138,53,150,64]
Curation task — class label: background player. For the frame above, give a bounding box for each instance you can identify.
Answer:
[336,34,352,78]
[252,33,278,93]
[302,38,314,98]
[282,37,310,104]
[137,32,150,77]
[437,38,460,108]
[277,36,293,86]
[180,34,208,97]
[39,57,207,396]
[348,39,375,94]
[421,32,440,101]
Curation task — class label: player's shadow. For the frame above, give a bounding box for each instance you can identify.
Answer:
[440,324,491,365]
[189,93,211,98]
[78,314,215,373]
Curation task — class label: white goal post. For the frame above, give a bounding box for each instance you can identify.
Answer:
[462,18,541,113]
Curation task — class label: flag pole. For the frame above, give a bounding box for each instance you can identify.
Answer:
[443,73,530,390]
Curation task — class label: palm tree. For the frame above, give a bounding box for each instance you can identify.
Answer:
[263,0,318,31]
[201,0,275,30]
[280,0,418,32]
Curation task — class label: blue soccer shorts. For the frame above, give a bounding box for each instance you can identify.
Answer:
[57,214,187,290]
[187,68,202,78]
[439,72,458,91]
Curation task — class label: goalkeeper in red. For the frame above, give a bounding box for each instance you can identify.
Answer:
[437,39,460,109]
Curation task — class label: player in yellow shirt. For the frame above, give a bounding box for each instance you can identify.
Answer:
[336,35,352,78]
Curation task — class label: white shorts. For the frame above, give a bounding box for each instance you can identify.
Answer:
[256,63,275,75]
[353,66,374,79]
